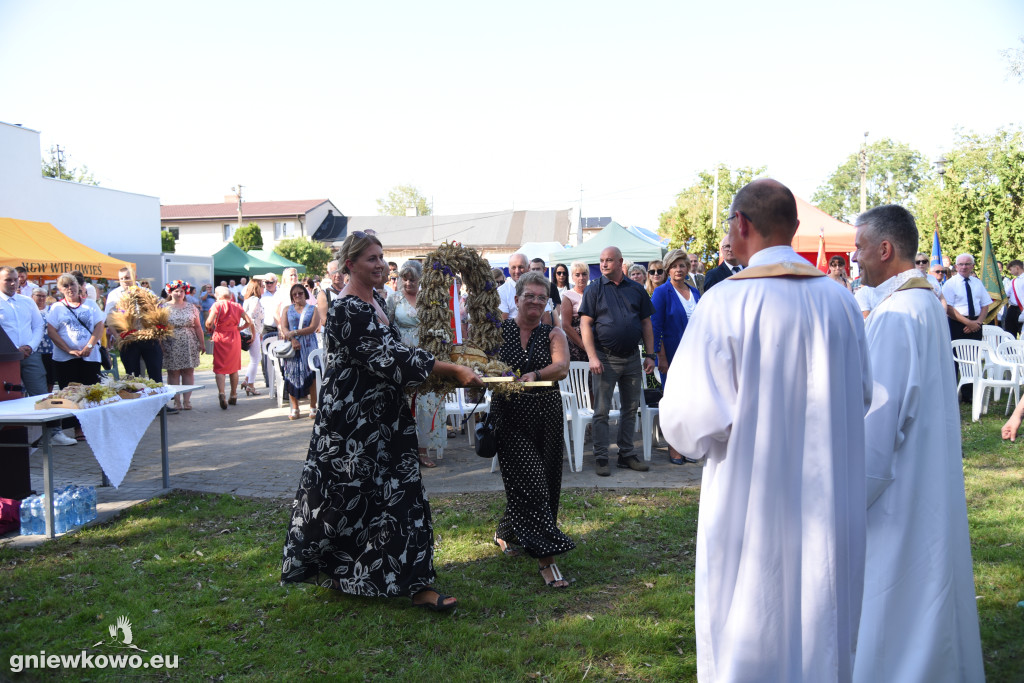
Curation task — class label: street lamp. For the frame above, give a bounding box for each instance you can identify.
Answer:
[934,154,948,190]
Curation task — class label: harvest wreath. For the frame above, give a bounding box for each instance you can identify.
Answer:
[106,286,173,347]
[414,242,521,397]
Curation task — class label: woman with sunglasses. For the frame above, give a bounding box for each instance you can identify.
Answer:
[828,256,853,291]
[645,260,666,296]
[279,283,320,420]
[240,278,265,396]
[161,280,204,411]
[281,231,482,612]
[552,263,571,295]
[559,261,590,361]
[46,273,105,441]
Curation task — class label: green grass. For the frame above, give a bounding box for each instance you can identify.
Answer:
[1,405,1021,681]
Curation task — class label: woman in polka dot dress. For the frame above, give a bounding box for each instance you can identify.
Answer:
[491,271,575,588]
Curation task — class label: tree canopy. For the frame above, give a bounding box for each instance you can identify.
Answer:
[232,223,264,252]
[161,230,175,253]
[914,127,1024,264]
[377,184,430,216]
[274,237,332,277]
[40,147,98,185]
[812,138,930,223]
[659,166,765,268]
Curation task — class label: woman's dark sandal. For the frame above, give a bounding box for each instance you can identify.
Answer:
[411,590,457,612]
[539,563,571,589]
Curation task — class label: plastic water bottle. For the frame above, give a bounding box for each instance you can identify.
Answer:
[19,497,32,536]
[87,486,97,523]
[32,495,45,536]
[53,496,65,535]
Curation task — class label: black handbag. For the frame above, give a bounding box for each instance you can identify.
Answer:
[240,329,253,352]
[99,345,113,371]
[474,411,498,458]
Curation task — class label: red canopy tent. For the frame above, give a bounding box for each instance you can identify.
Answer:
[790,196,857,272]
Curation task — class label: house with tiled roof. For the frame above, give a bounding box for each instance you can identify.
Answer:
[161,196,341,256]
[312,209,572,264]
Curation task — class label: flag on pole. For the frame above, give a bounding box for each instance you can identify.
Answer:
[815,228,827,272]
[930,227,943,268]
[979,215,1007,324]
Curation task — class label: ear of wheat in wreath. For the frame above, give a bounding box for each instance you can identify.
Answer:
[414,242,521,397]
[107,286,173,348]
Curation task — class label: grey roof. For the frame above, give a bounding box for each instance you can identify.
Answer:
[314,209,571,248]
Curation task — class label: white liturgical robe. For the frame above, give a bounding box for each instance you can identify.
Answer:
[662,245,872,683]
[854,270,985,683]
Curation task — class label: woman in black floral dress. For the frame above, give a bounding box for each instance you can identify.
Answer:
[492,271,575,588]
[281,232,481,612]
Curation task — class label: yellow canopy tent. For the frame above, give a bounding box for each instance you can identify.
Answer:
[0,217,135,280]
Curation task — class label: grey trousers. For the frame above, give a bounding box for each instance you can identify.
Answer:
[591,349,641,462]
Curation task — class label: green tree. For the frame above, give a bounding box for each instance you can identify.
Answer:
[812,138,930,223]
[914,127,1024,264]
[1002,36,1024,82]
[659,165,765,267]
[40,147,99,185]
[161,230,176,253]
[377,184,430,216]
[232,223,264,251]
[275,237,332,277]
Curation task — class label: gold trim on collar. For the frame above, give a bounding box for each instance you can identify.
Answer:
[728,262,826,280]
[895,277,934,292]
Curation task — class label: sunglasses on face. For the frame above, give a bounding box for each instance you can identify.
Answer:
[915,260,929,265]
[648,269,664,275]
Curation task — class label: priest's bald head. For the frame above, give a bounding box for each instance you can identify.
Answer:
[854,205,919,288]
[727,179,800,265]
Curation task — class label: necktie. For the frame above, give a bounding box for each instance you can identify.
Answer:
[732,266,741,274]
[965,278,976,319]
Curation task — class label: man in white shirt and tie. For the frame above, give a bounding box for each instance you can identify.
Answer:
[942,253,992,403]
[701,234,744,292]
[1002,259,1023,339]
[0,267,76,445]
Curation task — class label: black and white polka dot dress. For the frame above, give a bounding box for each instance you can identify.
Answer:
[492,319,576,559]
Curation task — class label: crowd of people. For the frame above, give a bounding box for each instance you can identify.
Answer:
[5,177,1012,677]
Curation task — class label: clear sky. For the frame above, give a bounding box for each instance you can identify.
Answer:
[1,0,1022,233]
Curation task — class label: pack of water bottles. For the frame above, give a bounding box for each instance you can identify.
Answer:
[19,485,97,535]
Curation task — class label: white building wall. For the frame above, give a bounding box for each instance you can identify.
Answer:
[0,121,160,255]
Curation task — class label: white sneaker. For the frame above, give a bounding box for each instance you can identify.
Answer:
[50,432,78,447]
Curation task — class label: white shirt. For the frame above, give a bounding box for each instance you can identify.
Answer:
[497,277,552,319]
[104,285,154,316]
[661,244,871,682]
[259,290,279,327]
[855,284,877,314]
[941,273,992,318]
[19,283,35,297]
[673,284,697,318]
[1007,274,1024,308]
[47,302,103,363]
[855,269,985,682]
[0,291,44,351]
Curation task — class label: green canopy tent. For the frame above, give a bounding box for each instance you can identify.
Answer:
[211,242,285,278]
[247,249,306,274]
[551,221,666,275]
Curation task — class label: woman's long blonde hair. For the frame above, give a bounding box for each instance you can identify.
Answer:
[645,260,664,295]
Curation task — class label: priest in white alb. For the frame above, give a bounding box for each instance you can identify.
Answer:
[851,204,985,682]
[661,179,872,682]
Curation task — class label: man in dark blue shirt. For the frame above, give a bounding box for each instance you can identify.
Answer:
[579,246,656,476]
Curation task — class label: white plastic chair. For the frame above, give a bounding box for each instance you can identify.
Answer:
[559,361,622,471]
[982,325,1013,356]
[952,339,1018,421]
[307,348,324,395]
[261,337,287,407]
[489,387,576,474]
[638,370,661,462]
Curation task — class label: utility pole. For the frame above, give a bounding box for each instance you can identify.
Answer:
[578,185,584,246]
[232,184,244,233]
[712,165,720,233]
[53,144,65,179]
[859,132,868,215]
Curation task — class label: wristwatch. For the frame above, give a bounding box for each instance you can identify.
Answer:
[644,353,656,360]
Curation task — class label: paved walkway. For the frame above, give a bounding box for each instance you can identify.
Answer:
[3,369,701,546]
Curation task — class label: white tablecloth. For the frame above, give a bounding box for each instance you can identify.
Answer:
[0,387,198,488]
